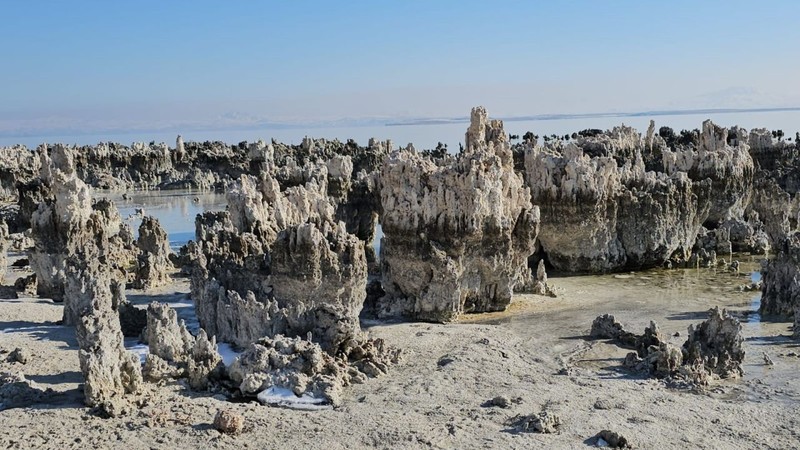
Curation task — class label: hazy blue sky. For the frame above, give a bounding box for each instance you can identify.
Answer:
[2,1,798,136]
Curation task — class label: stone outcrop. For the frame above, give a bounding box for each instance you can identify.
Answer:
[0,145,40,202]
[68,226,143,415]
[526,130,711,272]
[228,335,351,406]
[759,231,800,317]
[271,221,367,352]
[29,145,133,305]
[377,107,540,321]
[132,216,173,289]
[228,334,399,407]
[595,309,744,384]
[682,307,745,380]
[142,302,223,390]
[662,121,754,225]
[190,173,374,354]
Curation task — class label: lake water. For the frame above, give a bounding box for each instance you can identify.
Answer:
[5,110,800,151]
[97,190,227,249]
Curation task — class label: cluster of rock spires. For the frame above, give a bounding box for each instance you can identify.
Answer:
[591,307,745,385]
[524,119,768,272]
[3,105,800,417]
[746,131,800,333]
[377,107,540,321]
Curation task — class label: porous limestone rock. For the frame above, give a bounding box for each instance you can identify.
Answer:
[132,216,174,289]
[270,221,367,352]
[509,411,562,434]
[594,430,633,449]
[191,173,372,352]
[213,409,245,434]
[759,231,800,317]
[590,314,637,346]
[227,335,353,406]
[228,334,399,407]
[142,302,223,389]
[525,129,711,272]
[530,260,556,297]
[378,107,539,321]
[13,274,36,296]
[662,121,754,224]
[69,253,143,416]
[682,307,745,380]
[29,145,132,306]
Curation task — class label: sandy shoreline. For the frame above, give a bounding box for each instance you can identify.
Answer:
[2,256,798,450]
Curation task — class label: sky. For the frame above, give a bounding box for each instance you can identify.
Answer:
[1,1,799,137]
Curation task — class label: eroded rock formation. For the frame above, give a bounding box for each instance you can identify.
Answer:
[191,172,378,356]
[133,216,173,289]
[29,145,133,305]
[67,221,143,415]
[597,308,744,384]
[271,221,367,352]
[143,302,223,389]
[378,107,539,321]
[525,129,711,272]
[662,121,754,224]
[228,334,399,407]
[759,231,800,317]
[682,307,745,379]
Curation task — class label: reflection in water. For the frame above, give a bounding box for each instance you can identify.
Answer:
[95,189,227,249]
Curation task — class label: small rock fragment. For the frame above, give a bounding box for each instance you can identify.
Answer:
[7,348,29,364]
[510,411,562,433]
[594,430,631,448]
[488,395,511,408]
[13,274,37,296]
[213,409,244,435]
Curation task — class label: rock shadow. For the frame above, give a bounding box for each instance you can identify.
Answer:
[0,320,76,348]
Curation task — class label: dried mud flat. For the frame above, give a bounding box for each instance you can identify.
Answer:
[1,259,798,450]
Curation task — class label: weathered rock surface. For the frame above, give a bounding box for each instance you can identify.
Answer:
[142,302,223,390]
[759,231,800,317]
[525,127,712,272]
[683,307,745,380]
[228,334,399,407]
[191,172,372,352]
[213,409,245,434]
[378,107,539,321]
[29,145,133,306]
[69,252,143,416]
[14,274,37,296]
[662,121,754,224]
[271,221,367,352]
[593,430,632,448]
[6,348,30,365]
[132,216,173,289]
[228,335,353,407]
[508,411,562,434]
[597,308,743,384]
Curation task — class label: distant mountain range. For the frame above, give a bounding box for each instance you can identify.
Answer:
[384,106,800,127]
[3,105,800,139]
